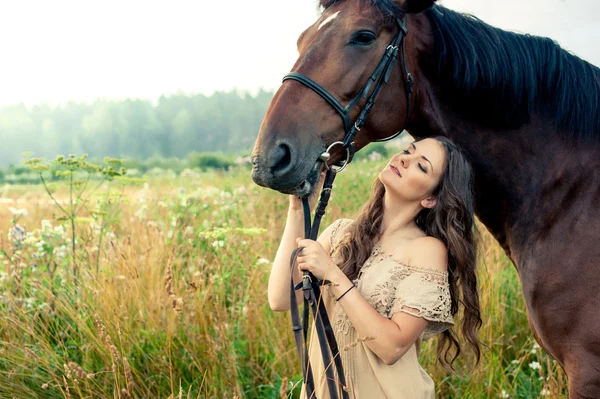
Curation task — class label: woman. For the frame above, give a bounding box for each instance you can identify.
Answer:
[268,137,482,398]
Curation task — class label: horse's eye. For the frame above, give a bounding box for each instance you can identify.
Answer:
[350,31,376,46]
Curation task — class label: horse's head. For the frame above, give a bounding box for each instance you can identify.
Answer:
[251,0,435,196]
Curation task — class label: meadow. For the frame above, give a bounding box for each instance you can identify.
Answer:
[0,155,567,398]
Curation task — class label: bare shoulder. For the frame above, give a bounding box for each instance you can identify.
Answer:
[317,218,354,252]
[405,236,448,272]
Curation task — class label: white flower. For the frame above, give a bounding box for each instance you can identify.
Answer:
[9,207,28,217]
[531,342,540,354]
[212,240,225,248]
[540,388,550,396]
[528,361,541,371]
[368,151,382,162]
[257,258,271,265]
[499,390,510,398]
[8,224,27,244]
[53,225,66,236]
[511,360,520,365]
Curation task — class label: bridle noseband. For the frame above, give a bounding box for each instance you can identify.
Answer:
[283,16,414,399]
[283,16,413,172]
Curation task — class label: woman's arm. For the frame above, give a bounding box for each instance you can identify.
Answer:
[268,175,328,311]
[328,272,429,365]
[268,206,305,311]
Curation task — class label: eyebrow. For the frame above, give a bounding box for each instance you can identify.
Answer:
[411,143,434,172]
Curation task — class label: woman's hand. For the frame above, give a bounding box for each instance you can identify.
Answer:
[289,172,327,211]
[296,238,341,281]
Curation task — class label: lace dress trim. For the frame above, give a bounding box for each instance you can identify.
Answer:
[334,243,453,336]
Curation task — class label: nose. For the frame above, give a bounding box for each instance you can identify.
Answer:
[268,141,296,178]
[398,154,409,169]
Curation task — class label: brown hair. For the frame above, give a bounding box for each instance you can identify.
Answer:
[333,136,482,368]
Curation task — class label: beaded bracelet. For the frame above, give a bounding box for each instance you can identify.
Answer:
[336,284,355,302]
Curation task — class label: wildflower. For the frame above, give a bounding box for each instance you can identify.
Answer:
[257,258,270,265]
[540,388,550,396]
[528,361,541,371]
[41,220,52,232]
[8,224,27,246]
[368,151,382,162]
[212,240,225,248]
[511,360,519,365]
[8,207,28,217]
[53,225,66,236]
[499,390,509,398]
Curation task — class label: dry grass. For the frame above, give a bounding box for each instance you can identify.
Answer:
[0,164,567,398]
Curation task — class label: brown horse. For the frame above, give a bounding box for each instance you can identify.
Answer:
[251,0,600,397]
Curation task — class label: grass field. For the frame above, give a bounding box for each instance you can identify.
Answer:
[0,159,567,398]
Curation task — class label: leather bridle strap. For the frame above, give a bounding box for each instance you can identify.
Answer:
[282,16,412,168]
[290,168,349,399]
[286,16,414,399]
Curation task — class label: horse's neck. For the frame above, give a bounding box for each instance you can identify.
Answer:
[410,112,597,259]
[404,12,600,262]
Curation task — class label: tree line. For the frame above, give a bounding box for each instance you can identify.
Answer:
[0,90,274,168]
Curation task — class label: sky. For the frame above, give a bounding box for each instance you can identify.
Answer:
[0,0,598,106]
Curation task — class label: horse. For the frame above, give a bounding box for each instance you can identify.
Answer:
[250,0,600,397]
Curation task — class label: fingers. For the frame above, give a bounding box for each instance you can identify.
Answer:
[296,238,318,248]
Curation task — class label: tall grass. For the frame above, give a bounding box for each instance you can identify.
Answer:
[0,159,566,398]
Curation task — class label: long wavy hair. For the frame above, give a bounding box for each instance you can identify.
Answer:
[332,136,482,368]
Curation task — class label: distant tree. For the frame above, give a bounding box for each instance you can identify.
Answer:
[0,90,273,167]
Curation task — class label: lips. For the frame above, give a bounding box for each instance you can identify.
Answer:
[390,165,402,177]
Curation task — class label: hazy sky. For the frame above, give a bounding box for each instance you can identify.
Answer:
[1,0,598,106]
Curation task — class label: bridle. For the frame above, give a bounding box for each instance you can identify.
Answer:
[283,16,414,399]
[283,16,413,172]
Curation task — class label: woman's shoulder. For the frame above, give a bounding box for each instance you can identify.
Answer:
[317,219,354,250]
[396,236,448,274]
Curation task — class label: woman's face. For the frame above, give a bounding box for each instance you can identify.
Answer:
[379,138,447,204]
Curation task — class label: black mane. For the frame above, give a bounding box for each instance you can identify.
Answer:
[320,1,600,138]
[425,5,600,138]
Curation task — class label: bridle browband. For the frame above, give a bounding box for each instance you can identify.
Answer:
[283,16,414,399]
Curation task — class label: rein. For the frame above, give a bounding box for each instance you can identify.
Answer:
[284,17,413,398]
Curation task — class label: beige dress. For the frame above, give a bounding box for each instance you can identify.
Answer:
[300,219,454,399]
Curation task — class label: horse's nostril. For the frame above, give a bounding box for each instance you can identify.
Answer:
[270,142,294,177]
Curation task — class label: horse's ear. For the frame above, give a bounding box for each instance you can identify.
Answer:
[395,0,437,14]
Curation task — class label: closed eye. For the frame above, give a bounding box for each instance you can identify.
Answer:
[350,31,376,46]
[418,163,427,173]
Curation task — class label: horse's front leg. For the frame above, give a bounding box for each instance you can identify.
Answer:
[520,254,600,399]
